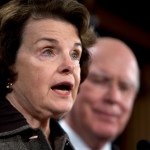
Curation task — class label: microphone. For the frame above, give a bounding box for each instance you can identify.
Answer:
[137,139,150,150]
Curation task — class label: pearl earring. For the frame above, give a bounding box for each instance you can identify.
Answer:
[6,82,13,89]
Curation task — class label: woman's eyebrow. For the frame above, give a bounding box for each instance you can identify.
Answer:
[74,42,82,47]
[34,38,82,48]
[34,38,59,45]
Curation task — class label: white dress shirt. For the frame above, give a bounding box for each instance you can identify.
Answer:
[59,119,112,150]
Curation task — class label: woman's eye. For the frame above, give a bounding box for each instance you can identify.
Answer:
[71,50,81,60]
[42,48,54,56]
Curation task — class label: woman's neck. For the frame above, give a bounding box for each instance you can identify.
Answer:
[6,93,51,140]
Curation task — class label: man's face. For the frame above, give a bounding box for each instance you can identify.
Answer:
[72,46,138,140]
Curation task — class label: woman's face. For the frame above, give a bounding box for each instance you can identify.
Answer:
[9,18,82,119]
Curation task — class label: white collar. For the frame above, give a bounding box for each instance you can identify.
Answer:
[102,143,111,150]
[59,119,112,150]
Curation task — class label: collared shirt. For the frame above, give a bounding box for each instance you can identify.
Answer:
[59,119,112,150]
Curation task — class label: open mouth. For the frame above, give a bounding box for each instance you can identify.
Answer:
[51,82,73,96]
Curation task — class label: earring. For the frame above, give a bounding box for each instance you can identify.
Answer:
[6,82,13,89]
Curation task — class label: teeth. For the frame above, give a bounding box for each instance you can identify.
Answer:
[53,89,70,96]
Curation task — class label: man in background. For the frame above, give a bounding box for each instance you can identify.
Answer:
[60,37,140,150]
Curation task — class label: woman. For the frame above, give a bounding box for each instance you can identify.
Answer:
[0,0,96,149]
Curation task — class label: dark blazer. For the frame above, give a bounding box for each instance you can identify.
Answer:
[0,99,75,150]
[112,143,120,150]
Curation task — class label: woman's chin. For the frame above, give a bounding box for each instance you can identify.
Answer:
[53,108,72,120]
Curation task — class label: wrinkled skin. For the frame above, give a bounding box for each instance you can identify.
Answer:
[7,18,82,128]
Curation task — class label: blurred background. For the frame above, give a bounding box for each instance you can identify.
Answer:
[0,1,150,149]
[78,0,150,150]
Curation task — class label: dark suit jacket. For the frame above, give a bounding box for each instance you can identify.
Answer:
[112,143,120,150]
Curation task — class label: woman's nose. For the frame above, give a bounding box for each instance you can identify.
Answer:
[58,55,75,75]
